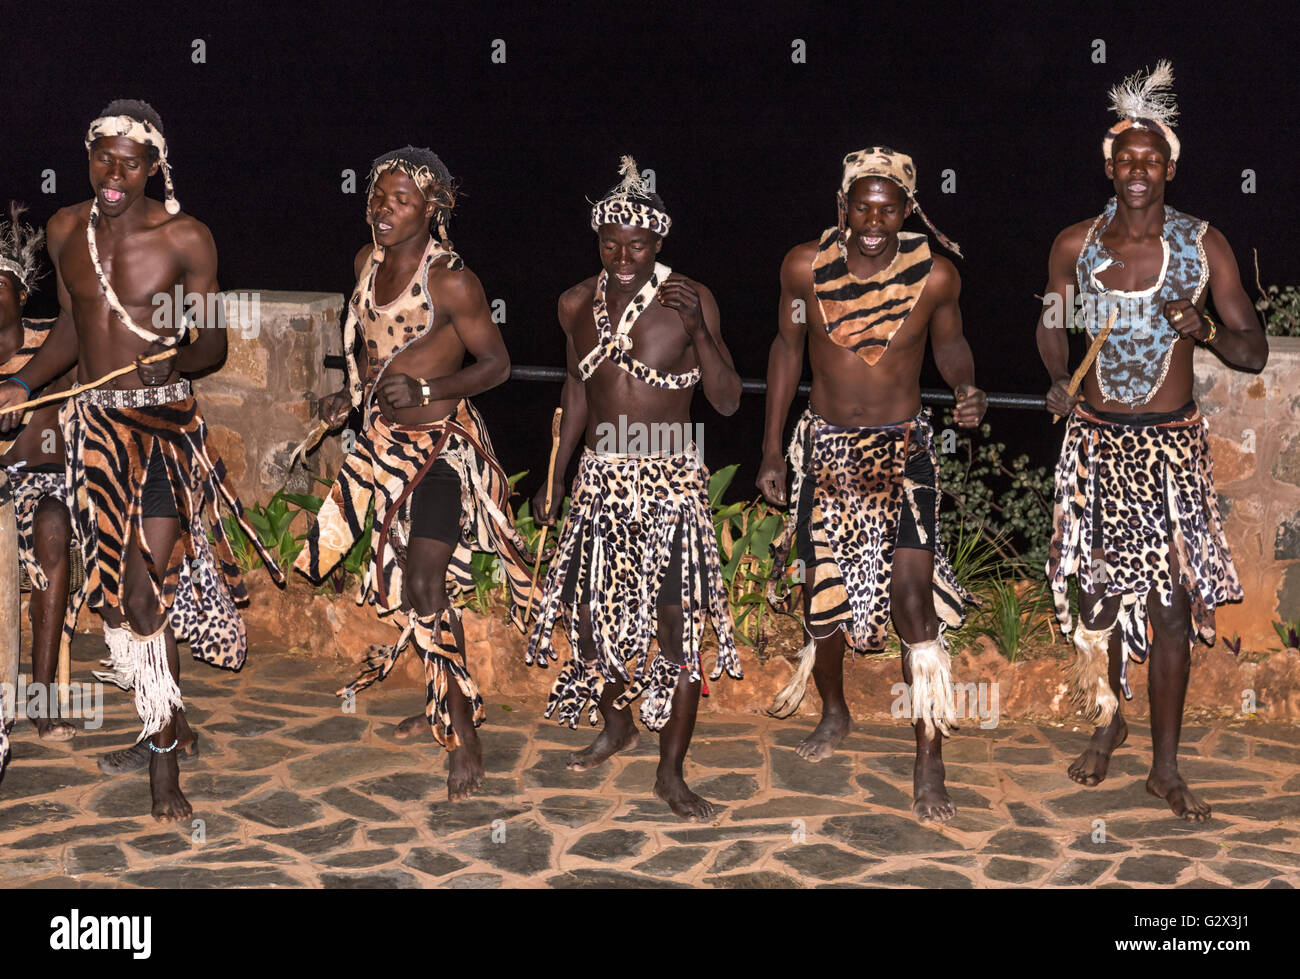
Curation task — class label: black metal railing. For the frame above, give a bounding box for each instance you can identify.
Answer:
[508,365,1047,411]
[322,356,1047,411]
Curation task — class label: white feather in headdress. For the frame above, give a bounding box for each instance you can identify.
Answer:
[1107,59,1179,127]
[611,155,651,200]
[0,202,45,292]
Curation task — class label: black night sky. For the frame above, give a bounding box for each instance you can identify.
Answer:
[8,0,1298,499]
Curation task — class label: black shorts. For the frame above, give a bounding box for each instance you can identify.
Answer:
[559,524,694,608]
[408,457,463,545]
[1087,400,1195,549]
[796,440,936,567]
[141,450,178,519]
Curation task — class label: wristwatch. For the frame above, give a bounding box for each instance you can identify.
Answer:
[418,378,432,406]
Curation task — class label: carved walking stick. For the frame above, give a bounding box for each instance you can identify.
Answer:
[1053,306,1118,423]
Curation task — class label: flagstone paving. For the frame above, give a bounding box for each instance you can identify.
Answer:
[1,636,1297,888]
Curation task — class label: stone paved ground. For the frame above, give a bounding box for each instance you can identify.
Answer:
[2,636,1298,889]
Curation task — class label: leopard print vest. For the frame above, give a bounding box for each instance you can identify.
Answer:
[344,235,460,411]
[812,227,932,366]
[1075,198,1209,408]
[578,263,701,390]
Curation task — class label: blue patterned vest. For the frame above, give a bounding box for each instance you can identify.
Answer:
[1075,198,1209,407]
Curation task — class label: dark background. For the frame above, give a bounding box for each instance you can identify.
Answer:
[8,0,1297,502]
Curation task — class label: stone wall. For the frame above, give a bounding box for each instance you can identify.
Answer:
[194,290,346,500]
[1195,336,1300,650]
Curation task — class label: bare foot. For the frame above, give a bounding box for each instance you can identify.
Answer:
[654,773,714,821]
[33,718,76,741]
[447,731,484,802]
[566,722,638,771]
[98,730,199,775]
[1067,716,1128,786]
[149,751,193,823]
[1147,769,1212,822]
[912,749,955,824]
[796,709,851,763]
[393,714,431,741]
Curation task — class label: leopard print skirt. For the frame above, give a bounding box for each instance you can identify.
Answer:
[61,392,281,672]
[7,467,87,674]
[526,448,742,732]
[767,408,970,651]
[1046,405,1242,691]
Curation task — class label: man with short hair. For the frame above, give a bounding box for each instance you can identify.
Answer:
[0,100,281,821]
[528,157,743,820]
[1037,63,1266,822]
[296,146,533,802]
[757,147,984,824]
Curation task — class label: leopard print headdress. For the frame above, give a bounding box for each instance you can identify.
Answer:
[838,146,962,258]
[0,202,44,293]
[367,146,458,254]
[84,101,180,214]
[1102,60,1181,163]
[590,156,671,237]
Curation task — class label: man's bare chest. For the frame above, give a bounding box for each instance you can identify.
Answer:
[64,229,182,308]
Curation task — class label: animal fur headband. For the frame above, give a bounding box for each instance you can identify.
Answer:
[838,146,962,258]
[367,147,457,251]
[590,156,671,237]
[1102,60,1181,163]
[84,114,180,214]
[0,203,43,292]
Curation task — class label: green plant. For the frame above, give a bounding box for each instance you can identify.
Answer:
[1255,284,1300,337]
[709,464,799,656]
[220,513,259,575]
[974,579,1053,662]
[1273,619,1300,650]
[936,415,1055,577]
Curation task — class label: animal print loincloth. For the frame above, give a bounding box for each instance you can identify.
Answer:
[526,448,742,732]
[1046,404,1242,694]
[295,399,532,746]
[60,382,282,671]
[7,466,87,671]
[767,408,970,650]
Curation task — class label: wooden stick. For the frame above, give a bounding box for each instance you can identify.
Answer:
[525,407,564,624]
[3,349,178,415]
[1053,306,1118,423]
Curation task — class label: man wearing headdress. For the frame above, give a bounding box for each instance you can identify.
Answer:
[0,204,82,742]
[528,157,743,821]
[1037,62,1265,821]
[0,99,282,821]
[757,147,984,824]
[295,146,532,802]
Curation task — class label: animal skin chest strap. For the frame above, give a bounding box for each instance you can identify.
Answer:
[85,203,182,347]
[579,262,701,390]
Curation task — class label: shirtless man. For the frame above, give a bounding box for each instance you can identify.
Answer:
[0,204,80,741]
[296,147,533,802]
[757,147,985,824]
[527,157,743,820]
[0,100,281,821]
[1038,62,1265,821]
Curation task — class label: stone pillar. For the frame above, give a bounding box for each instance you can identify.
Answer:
[193,290,346,501]
[1195,336,1300,650]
